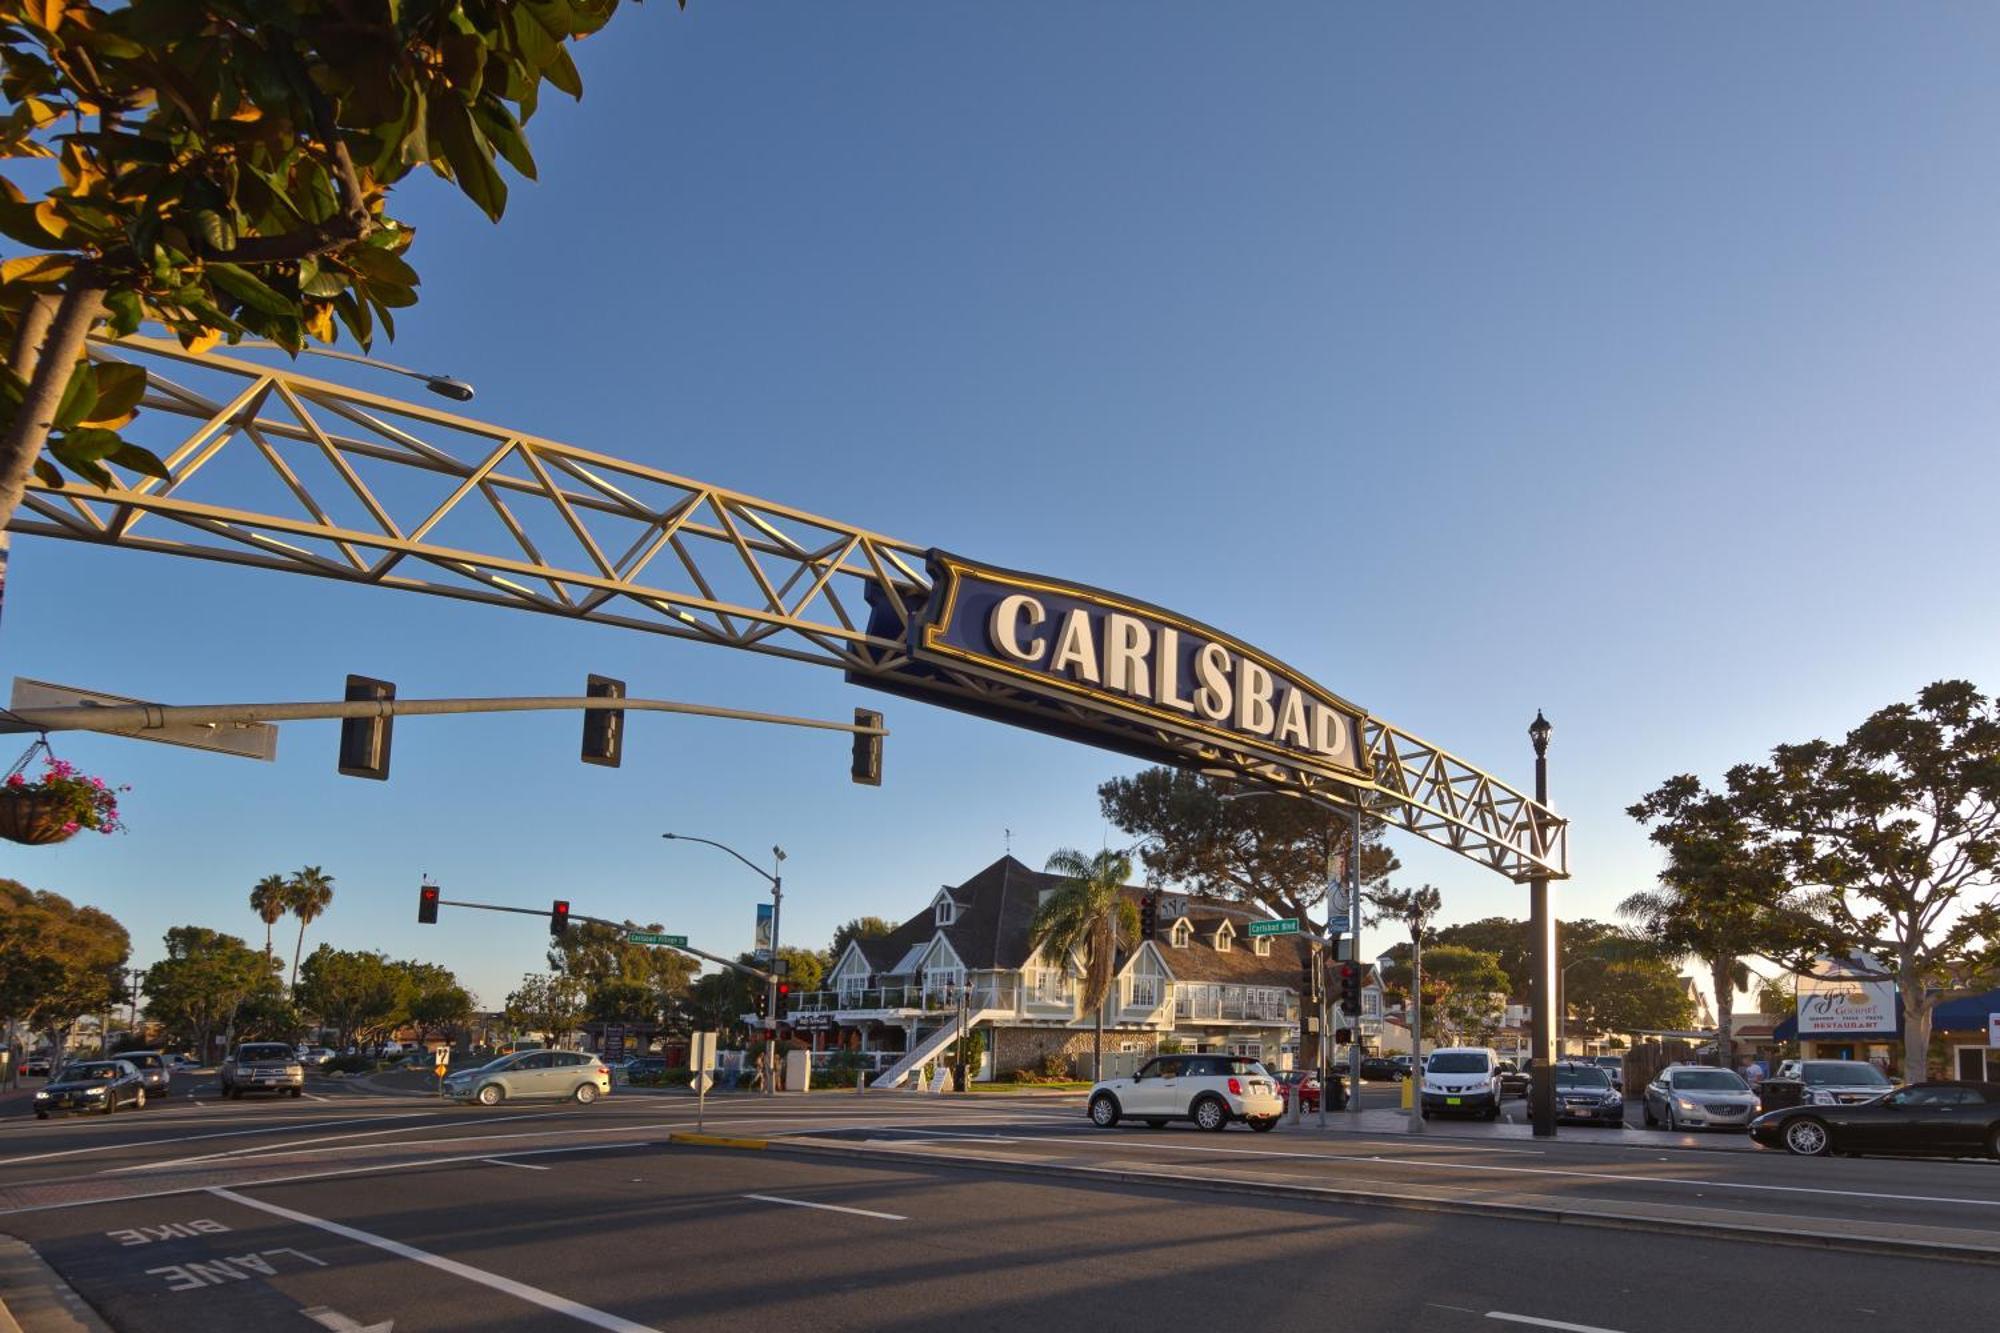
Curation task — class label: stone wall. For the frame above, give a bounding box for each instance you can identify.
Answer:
[991,1025,1158,1079]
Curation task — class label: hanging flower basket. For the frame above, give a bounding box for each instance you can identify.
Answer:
[0,744,128,845]
[0,788,78,844]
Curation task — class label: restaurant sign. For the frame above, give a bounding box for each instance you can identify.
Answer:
[904,553,1369,781]
[1797,972,1898,1036]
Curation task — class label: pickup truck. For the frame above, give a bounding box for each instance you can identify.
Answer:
[219,1042,305,1098]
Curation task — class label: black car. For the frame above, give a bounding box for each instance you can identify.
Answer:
[1552,1062,1627,1125]
[33,1059,148,1118]
[1360,1057,1406,1082]
[120,1050,171,1103]
[1496,1060,1531,1098]
[1750,1080,2000,1158]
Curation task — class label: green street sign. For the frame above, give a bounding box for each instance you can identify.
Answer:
[626,931,687,947]
[1247,918,1300,937]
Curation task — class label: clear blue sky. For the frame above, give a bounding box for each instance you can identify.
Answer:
[6,5,1998,1010]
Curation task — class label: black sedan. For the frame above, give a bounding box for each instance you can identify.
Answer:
[1360,1057,1406,1082]
[1750,1080,2000,1158]
[33,1059,148,1118]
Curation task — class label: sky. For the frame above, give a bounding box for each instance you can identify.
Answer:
[5,4,1999,1012]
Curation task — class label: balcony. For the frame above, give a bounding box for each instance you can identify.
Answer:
[1175,985,1297,1025]
[790,980,1020,1019]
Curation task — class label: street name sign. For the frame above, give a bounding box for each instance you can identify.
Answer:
[626,931,687,947]
[8,677,277,761]
[1248,918,1300,937]
[1327,913,1351,934]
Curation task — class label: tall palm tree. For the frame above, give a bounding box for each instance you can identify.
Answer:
[285,866,335,993]
[248,874,289,965]
[1029,847,1140,1082]
[1366,882,1441,1065]
[1620,884,1754,1071]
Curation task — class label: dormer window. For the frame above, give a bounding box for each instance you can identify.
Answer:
[1213,921,1235,953]
[1254,935,1271,956]
[936,900,956,927]
[1169,918,1191,949]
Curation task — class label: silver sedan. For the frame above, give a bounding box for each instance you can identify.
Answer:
[444,1050,612,1106]
[1644,1064,1760,1131]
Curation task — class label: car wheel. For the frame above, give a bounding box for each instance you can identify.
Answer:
[1143,1119,1167,1129]
[1642,1099,1655,1127]
[1989,1124,2000,1161]
[574,1083,598,1105]
[1249,1117,1278,1133]
[1193,1096,1229,1132]
[292,1087,304,1098]
[477,1084,505,1107]
[34,1112,47,1121]
[134,1089,145,1110]
[1088,1093,1120,1128]
[1783,1117,1832,1156]
[1665,1104,1677,1132]
[101,1094,115,1115]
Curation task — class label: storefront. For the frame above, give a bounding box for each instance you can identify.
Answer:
[1933,988,2000,1083]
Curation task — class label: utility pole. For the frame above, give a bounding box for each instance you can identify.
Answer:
[1348,799,1364,1118]
[1528,711,1558,1138]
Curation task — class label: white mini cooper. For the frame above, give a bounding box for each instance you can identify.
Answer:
[1087,1053,1285,1132]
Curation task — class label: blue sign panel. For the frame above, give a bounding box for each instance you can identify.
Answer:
[907,552,1368,780]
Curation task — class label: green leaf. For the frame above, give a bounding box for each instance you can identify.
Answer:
[207,262,295,318]
[331,290,374,350]
[31,457,62,488]
[432,97,507,221]
[103,289,144,337]
[545,47,583,100]
[51,361,97,431]
[300,267,348,299]
[473,99,537,180]
[346,245,420,288]
[441,32,486,96]
[108,442,172,481]
[79,362,146,424]
[191,208,233,252]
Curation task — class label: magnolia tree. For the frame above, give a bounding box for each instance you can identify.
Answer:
[0,0,662,551]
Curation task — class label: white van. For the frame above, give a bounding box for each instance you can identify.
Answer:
[1420,1046,1503,1120]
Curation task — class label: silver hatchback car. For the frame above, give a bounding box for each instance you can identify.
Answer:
[445,1049,612,1106]
[1644,1064,1759,1131]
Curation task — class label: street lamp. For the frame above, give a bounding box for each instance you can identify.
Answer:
[1528,709,1557,1138]
[226,339,475,401]
[662,832,786,1097]
[1558,954,1598,1059]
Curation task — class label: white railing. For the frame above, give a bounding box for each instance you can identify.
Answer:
[790,980,1020,1016]
[1176,984,1297,1024]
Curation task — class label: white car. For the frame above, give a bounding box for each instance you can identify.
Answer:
[1087,1053,1284,1132]
[1420,1046,1504,1120]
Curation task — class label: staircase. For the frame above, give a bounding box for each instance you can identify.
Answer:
[868,1011,1005,1089]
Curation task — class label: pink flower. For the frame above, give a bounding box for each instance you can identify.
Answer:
[4,774,21,788]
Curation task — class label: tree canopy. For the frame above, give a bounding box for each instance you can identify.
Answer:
[143,924,273,1057]
[827,915,896,964]
[504,971,585,1045]
[1098,767,1400,924]
[0,877,129,1049]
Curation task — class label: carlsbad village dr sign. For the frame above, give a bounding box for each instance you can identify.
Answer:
[862,552,1370,788]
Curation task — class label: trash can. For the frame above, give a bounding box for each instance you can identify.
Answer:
[1757,1078,1804,1112]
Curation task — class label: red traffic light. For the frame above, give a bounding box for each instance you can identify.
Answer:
[418,885,440,925]
[550,899,571,937]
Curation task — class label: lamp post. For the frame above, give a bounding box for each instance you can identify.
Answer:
[1558,953,1598,1059]
[1528,709,1557,1138]
[662,833,786,1098]
[223,339,476,401]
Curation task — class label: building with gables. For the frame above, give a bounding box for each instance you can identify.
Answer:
[788,856,1319,1086]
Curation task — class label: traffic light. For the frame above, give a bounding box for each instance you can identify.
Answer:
[1302,947,1320,1003]
[851,709,883,786]
[337,675,395,780]
[1336,962,1362,1016]
[775,981,791,1019]
[1335,1027,1352,1046]
[752,985,769,1020]
[550,899,570,937]
[1140,892,1158,941]
[418,884,439,925]
[581,674,625,767]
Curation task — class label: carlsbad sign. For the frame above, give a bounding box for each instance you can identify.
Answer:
[907,553,1369,782]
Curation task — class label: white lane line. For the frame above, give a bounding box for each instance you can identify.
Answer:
[743,1193,906,1221]
[485,1157,550,1171]
[302,1093,329,1102]
[1364,1154,2000,1209]
[1487,1313,1626,1332]
[208,1187,657,1331]
[1,1113,436,1167]
[106,1111,575,1173]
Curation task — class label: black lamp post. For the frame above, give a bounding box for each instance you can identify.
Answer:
[1527,709,1557,1137]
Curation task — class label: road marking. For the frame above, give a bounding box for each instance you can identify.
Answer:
[743,1193,906,1220]
[207,1187,658,1331]
[1363,1154,2000,1209]
[301,1306,391,1333]
[302,1093,330,1103]
[1487,1314,1626,1332]
[0,1113,436,1167]
[484,1158,550,1171]
[107,1111,575,1173]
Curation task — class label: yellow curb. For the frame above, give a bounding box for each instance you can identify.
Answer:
[668,1132,769,1150]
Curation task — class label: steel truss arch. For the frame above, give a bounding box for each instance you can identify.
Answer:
[11,336,1565,882]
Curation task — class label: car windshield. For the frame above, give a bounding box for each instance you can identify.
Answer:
[1219,1058,1269,1077]
[1428,1053,1490,1073]
[1802,1061,1891,1087]
[1555,1067,1612,1088]
[125,1054,162,1069]
[1670,1069,1749,1091]
[1593,1057,1622,1068]
[239,1045,292,1061]
[69,1064,120,1081]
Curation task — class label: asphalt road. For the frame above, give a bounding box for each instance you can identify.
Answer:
[1,1082,1994,1331]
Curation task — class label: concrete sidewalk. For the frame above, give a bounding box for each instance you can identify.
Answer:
[1279,1104,1763,1152]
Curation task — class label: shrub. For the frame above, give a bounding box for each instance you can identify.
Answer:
[627,1066,691,1088]
[321,1054,378,1075]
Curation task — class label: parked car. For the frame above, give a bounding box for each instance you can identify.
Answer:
[1751,1080,2000,1158]
[1496,1060,1531,1098]
[444,1049,612,1106]
[1087,1054,1284,1132]
[165,1053,201,1072]
[33,1059,147,1118]
[1360,1056,1406,1082]
[621,1056,671,1083]
[1592,1055,1625,1091]
[299,1047,335,1067]
[119,1050,171,1103]
[1420,1047,1503,1120]
[1643,1064,1759,1131]
[219,1042,305,1099]
[1553,1061,1627,1126]
[23,1053,52,1077]
[1274,1069,1321,1110]
[1786,1059,1899,1106]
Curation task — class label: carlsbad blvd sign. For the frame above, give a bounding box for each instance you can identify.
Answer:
[908,552,1369,781]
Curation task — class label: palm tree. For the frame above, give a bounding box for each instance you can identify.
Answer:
[1366,882,1441,1066]
[1620,884,1754,1071]
[248,874,289,965]
[1029,847,1140,1082]
[285,866,335,993]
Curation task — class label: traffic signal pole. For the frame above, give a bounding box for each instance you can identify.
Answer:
[419,891,775,983]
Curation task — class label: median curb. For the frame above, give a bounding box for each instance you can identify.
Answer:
[686,1134,2000,1269]
[0,1235,111,1333]
[667,1132,769,1151]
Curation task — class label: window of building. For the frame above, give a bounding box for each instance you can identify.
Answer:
[1253,935,1270,956]
[1170,919,1191,948]
[1213,921,1234,953]
[933,892,957,927]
